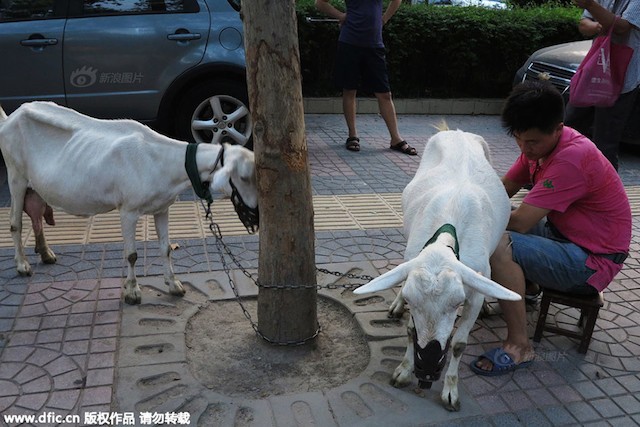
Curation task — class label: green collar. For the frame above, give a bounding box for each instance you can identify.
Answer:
[424,223,460,259]
[185,143,222,204]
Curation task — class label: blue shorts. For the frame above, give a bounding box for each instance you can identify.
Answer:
[509,220,597,295]
[332,42,391,93]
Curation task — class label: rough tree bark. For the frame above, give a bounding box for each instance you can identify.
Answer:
[241,0,318,343]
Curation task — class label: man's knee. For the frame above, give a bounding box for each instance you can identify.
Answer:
[375,91,392,102]
[490,232,513,267]
[342,89,357,99]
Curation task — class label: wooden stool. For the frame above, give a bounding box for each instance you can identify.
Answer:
[533,288,604,354]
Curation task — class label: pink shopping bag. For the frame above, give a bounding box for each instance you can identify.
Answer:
[569,18,633,108]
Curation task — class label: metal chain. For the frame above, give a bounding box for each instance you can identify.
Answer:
[199,199,375,345]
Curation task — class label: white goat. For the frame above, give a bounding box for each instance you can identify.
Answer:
[0,101,258,305]
[354,127,520,411]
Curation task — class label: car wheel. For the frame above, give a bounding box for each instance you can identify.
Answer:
[175,79,253,149]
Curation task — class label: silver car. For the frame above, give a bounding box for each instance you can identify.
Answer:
[514,40,639,145]
[0,0,252,147]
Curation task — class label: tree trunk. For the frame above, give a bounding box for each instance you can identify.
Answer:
[242,0,317,344]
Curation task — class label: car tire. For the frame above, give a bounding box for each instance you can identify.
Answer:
[174,79,253,150]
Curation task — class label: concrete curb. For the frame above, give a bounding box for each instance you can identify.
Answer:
[303,97,505,115]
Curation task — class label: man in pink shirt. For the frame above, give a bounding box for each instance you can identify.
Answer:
[471,80,631,376]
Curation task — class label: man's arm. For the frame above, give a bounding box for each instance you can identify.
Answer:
[573,0,634,35]
[508,203,550,234]
[501,176,523,199]
[315,0,346,25]
[501,176,549,233]
[383,0,402,25]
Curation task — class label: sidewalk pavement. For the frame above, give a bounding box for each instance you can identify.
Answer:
[1,111,640,427]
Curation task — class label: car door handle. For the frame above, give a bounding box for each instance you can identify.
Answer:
[167,32,201,42]
[20,37,58,47]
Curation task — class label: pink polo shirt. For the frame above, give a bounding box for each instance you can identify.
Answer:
[506,127,631,291]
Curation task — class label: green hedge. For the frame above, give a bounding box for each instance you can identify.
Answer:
[296,1,583,98]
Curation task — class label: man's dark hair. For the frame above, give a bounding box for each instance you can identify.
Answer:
[501,80,565,136]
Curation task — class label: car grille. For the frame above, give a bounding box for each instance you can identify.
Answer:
[521,61,575,95]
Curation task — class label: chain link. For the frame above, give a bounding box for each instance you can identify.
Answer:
[199,199,375,345]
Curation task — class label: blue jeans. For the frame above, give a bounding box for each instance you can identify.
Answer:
[509,220,597,295]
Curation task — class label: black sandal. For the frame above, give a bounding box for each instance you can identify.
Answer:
[345,136,360,152]
[390,141,417,156]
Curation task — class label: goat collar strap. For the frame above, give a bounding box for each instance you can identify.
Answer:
[185,143,220,204]
[424,223,460,259]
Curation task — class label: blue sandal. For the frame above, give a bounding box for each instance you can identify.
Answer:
[470,348,533,377]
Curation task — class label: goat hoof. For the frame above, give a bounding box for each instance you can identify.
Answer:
[387,308,404,319]
[168,280,186,296]
[40,250,57,264]
[17,265,33,277]
[124,290,142,305]
[390,373,412,389]
[390,378,411,389]
[442,395,461,412]
[443,400,461,412]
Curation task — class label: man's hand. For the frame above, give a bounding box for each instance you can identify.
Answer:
[578,18,602,37]
[572,0,594,9]
[315,0,346,25]
[383,0,402,25]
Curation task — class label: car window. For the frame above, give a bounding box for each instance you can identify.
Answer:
[80,0,198,16]
[0,0,64,21]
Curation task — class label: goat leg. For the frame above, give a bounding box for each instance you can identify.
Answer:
[10,180,31,276]
[440,292,484,412]
[24,189,57,264]
[154,211,185,297]
[120,212,142,305]
[388,290,406,318]
[391,317,415,388]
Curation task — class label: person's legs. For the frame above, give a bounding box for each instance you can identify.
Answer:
[374,91,402,144]
[475,227,596,373]
[362,48,415,155]
[343,89,358,139]
[332,42,361,147]
[509,229,596,295]
[592,88,639,170]
[564,104,594,137]
[474,233,534,372]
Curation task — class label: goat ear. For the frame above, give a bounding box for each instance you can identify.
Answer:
[211,165,231,192]
[237,150,255,179]
[454,261,521,301]
[353,261,412,294]
[211,146,254,190]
